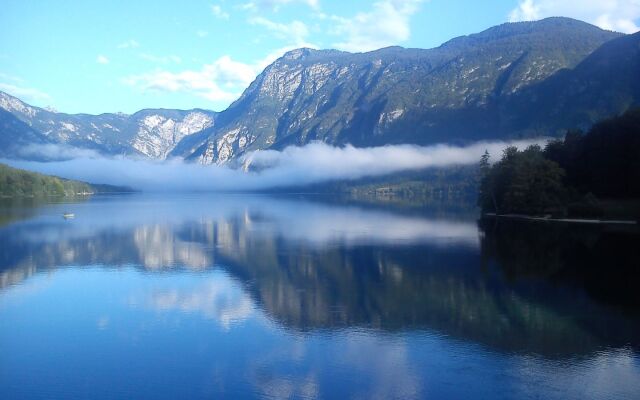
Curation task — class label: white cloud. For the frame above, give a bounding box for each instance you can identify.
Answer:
[123,55,258,103]
[241,139,547,188]
[117,39,140,49]
[249,17,309,44]
[509,0,640,33]
[330,0,426,52]
[96,55,109,64]
[7,139,546,192]
[0,72,23,83]
[197,30,209,38]
[211,4,230,19]
[0,82,51,102]
[123,43,320,108]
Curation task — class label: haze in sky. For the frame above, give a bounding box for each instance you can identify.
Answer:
[1,0,638,114]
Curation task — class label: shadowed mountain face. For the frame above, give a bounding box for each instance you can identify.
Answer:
[172,17,633,165]
[0,109,49,158]
[508,31,640,133]
[1,195,638,358]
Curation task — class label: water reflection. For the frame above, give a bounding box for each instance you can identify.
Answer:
[140,273,254,328]
[1,195,638,356]
[0,194,639,399]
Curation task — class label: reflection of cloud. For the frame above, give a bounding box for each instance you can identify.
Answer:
[248,331,421,399]
[338,333,421,399]
[97,316,110,330]
[253,370,318,400]
[261,203,480,248]
[144,274,254,328]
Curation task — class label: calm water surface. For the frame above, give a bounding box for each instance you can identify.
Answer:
[0,194,639,399]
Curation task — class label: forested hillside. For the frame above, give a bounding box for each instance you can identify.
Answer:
[1,163,104,197]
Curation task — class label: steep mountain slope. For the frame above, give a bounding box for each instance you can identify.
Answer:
[508,31,640,133]
[171,17,623,165]
[0,109,50,158]
[0,91,217,159]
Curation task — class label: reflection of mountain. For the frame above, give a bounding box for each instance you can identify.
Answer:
[0,195,638,358]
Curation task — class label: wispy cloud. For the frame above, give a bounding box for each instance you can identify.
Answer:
[0,82,51,102]
[196,30,209,38]
[241,0,320,12]
[0,72,24,83]
[249,17,309,44]
[123,55,257,103]
[123,43,319,107]
[211,4,230,20]
[6,139,545,192]
[330,0,426,52]
[509,0,640,33]
[96,55,110,64]
[117,39,140,49]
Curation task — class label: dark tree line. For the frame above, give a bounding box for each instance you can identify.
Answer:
[0,163,93,197]
[479,108,640,216]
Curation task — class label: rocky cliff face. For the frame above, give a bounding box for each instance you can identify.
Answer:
[170,17,623,165]
[0,91,216,159]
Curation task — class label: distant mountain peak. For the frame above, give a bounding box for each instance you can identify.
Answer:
[0,90,39,119]
[0,90,217,160]
[282,48,316,60]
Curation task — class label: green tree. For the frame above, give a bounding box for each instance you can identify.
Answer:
[479,146,566,215]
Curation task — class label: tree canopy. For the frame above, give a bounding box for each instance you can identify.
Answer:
[478,108,640,217]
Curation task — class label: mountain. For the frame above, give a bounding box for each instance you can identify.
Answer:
[508,30,640,133]
[0,108,50,158]
[2,18,638,166]
[172,17,630,165]
[0,91,217,159]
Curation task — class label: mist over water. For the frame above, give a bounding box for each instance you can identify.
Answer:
[4,139,547,191]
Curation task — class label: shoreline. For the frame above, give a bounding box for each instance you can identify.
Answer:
[483,213,638,225]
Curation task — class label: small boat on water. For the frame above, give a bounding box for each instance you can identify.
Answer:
[62,213,75,219]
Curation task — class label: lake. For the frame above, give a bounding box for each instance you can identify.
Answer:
[1,194,639,399]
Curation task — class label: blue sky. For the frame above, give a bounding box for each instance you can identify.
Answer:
[1,0,638,114]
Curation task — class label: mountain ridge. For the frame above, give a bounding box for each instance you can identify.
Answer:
[0,91,217,160]
[170,17,630,165]
[1,17,637,166]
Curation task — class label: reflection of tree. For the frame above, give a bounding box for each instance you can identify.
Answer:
[479,219,640,353]
[479,219,640,309]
